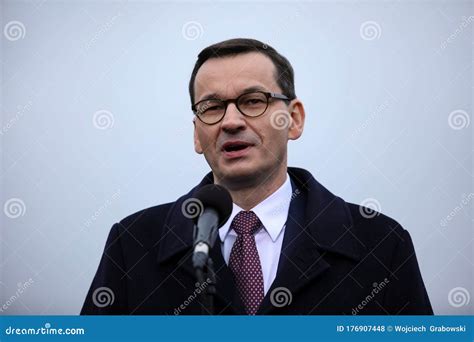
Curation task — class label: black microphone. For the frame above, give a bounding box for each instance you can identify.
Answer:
[191,184,233,270]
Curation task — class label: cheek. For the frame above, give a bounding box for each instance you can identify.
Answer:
[261,125,287,151]
[197,128,218,154]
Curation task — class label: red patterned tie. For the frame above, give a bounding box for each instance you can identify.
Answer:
[228,210,264,315]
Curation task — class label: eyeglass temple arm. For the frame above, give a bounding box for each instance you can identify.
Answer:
[269,92,292,101]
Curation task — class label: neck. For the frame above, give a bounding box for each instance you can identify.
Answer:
[214,165,288,211]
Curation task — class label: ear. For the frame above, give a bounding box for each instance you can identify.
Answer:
[193,118,204,154]
[287,99,305,140]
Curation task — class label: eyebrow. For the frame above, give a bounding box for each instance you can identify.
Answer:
[197,85,269,103]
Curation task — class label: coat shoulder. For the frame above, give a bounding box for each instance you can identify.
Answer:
[120,202,174,226]
[113,202,175,245]
[345,201,407,250]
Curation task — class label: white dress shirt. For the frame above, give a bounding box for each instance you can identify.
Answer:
[218,173,292,295]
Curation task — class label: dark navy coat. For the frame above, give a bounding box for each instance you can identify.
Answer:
[81,167,433,315]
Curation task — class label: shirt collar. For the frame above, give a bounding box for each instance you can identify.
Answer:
[219,173,292,243]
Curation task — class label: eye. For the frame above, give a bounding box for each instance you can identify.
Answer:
[206,105,224,111]
[239,92,267,107]
[197,101,224,115]
[245,98,265,105]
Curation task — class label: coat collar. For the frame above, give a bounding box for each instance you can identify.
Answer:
[156,167,366,314]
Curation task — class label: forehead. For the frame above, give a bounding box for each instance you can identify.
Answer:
[194,52,279,101]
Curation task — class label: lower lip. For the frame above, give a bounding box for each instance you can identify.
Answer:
[222,146,252,159]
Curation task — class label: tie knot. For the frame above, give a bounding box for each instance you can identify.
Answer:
[231,211,262,236]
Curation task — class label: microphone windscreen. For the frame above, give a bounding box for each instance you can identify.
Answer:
[194,184,233,227]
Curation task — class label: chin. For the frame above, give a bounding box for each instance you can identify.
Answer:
[217,164,262,188]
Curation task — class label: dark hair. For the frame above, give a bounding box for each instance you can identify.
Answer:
[188,38,296,105]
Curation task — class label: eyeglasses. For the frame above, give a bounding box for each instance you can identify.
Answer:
[191,91,292,125]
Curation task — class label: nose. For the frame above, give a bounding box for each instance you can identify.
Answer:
[220,102,246,133]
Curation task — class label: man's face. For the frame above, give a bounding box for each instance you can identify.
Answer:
[193,52,303,189]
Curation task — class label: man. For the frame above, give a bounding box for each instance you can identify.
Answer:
[81,38,433,315]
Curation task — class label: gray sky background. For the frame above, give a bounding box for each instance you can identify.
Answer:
[1,0,472,314]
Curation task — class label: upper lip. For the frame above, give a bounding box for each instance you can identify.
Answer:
[221,140,254,152]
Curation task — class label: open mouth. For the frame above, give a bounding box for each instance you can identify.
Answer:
[221,141,253,158]
[223,143,250,152]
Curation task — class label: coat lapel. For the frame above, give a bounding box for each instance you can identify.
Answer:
[156,167,365,315]
[155,173,243,314]
[258,168,365,314]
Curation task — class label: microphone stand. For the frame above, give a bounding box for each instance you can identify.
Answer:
[192,205,226,315]
[195,258,216,315]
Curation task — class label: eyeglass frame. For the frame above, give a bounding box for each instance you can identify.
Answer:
[191,90,293,125]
